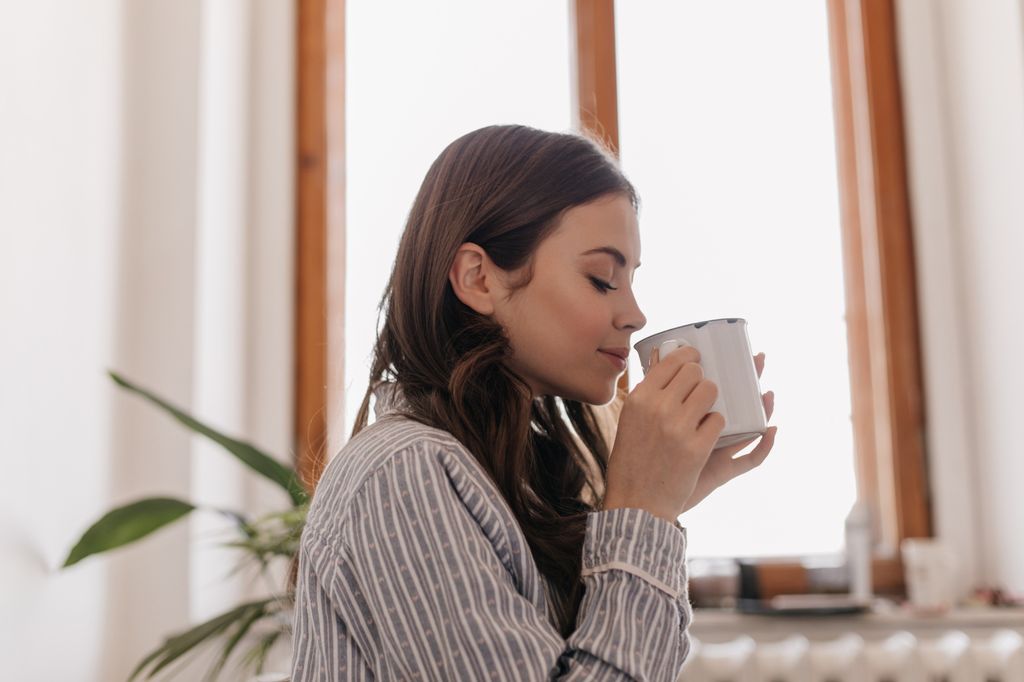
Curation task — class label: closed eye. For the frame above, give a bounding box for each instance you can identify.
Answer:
[588,276,618,293]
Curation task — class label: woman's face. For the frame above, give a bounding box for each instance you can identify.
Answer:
[493,193,646,405]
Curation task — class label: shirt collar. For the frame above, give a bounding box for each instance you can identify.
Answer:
[372,381,411,419]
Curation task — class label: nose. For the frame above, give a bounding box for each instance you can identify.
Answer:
[616,289,647,332]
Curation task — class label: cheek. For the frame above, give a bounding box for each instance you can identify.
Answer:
[540,284,608,345]
[568,302,609,341]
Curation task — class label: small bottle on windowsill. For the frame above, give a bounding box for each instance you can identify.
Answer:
[845,500,873,606]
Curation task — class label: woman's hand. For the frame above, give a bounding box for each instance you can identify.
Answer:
[680,352,777,513]
[603,344,725,525]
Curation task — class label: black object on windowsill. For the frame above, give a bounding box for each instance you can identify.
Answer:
[735,560,869,617]
[736,595,870,617]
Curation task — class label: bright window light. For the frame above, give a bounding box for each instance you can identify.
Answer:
[616,0,857,558]
[345,1,572,434]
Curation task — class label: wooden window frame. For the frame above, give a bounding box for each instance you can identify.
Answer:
[295,0,345,493]
[295,0,930,597]
[824,0,931,594]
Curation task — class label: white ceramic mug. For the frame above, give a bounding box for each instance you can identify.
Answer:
[633,318,767,449]
[900,538,957,614]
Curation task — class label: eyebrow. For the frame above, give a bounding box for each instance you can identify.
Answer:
[580,246,640,269]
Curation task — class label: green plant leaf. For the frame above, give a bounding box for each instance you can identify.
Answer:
[128,598,275,681]
[108,370,308,507]
[63,497,195,568]
[216,502,306,569]
[239,629,283,675]
[202,603,270,682]
[209,507,257,539]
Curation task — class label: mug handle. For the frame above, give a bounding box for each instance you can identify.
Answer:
[658,339,692,360]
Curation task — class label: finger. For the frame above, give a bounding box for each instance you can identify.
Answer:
[730,431,762,453]
[762,390,775,420]
[679,379,719,427]
[717,427,776,479]
[754,352,765,378]
[650,346,660,367]
[734,426,777,473]
[710,435,755,459]
[712,418,777,459]
[647,345,702,391]
[695,408,726,442]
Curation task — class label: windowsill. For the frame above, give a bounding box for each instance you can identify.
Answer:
[691,602,1024,639]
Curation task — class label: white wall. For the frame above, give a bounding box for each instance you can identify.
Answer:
[896,0,1024,596]
[0,1,295,679]
[1,2,141,677]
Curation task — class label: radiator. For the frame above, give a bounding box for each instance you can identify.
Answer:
[678,629,1024,682]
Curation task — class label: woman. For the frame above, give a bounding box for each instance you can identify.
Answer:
[291,124,777,681]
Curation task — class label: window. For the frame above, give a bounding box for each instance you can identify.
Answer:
[297,0,930,595]
[615,2,856,558]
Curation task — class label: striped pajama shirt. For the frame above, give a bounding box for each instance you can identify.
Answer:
[290,384,693,681]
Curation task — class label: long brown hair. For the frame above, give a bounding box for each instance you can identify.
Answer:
[349,124,638,637]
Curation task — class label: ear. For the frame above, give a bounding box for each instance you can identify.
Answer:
[449,243,499,315]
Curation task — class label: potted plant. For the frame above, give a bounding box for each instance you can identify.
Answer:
[63,371,309,681]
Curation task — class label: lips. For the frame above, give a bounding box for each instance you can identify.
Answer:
[598,348,629,360]
[598,348,628,371]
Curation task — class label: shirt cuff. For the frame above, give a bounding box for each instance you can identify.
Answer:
[581,507,688,599]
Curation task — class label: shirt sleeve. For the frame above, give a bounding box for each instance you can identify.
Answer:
[303,452,692,681]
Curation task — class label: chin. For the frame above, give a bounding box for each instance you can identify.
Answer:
[562,381,617,407]
[593,384,619,406]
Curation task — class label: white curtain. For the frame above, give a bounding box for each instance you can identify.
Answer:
[0,0,295,679]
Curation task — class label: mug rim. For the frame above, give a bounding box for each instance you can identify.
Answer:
[633,317,747,351]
